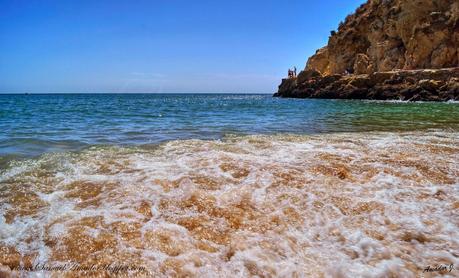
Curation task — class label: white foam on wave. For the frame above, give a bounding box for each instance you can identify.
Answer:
[0,131,458,277]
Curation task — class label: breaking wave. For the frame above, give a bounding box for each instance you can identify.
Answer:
[0,131,458,277]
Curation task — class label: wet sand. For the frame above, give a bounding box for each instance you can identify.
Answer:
[1,131,458,277]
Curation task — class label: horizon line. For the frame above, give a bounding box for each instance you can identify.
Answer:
[0,92,274,95]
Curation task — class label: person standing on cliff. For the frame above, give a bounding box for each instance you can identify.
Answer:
[407,53,416,70]
[294,67,297,78]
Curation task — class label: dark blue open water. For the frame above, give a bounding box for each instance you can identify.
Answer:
[1,93,458,161]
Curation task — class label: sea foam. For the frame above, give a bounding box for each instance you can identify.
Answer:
[0,131,458,277]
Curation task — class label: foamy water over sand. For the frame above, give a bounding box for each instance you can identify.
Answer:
[1,131,458,277]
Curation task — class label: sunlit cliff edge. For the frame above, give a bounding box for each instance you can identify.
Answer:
[275,0,459,101]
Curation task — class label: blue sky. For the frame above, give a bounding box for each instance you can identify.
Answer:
[0,0,366,93]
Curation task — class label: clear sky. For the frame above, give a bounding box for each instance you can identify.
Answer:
[0,0,366,93]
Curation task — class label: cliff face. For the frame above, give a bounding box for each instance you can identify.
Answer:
[307,0,459,75]
[275,0,459,101]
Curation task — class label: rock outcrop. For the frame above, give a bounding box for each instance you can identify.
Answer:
[273,68,459,101]
[275,0,459,101]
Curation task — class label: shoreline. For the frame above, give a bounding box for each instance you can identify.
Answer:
[2,123,459,167]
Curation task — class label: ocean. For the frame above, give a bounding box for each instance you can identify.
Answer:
[1,94,458,277]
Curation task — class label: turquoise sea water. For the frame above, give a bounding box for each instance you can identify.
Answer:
[1,93,459,161]
[1,93,459,276]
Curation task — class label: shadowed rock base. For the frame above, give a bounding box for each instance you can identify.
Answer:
[274,68,459,101]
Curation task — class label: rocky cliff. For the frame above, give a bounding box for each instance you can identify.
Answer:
[275,0,459,101]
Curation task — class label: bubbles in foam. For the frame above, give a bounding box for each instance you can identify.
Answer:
[0,131,458,277]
